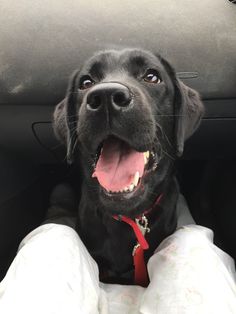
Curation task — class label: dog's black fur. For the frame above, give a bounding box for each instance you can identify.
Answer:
[52,49,204,284]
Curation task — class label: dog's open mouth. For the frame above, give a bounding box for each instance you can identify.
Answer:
[92,136,158,196]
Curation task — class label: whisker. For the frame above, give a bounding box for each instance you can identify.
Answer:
[161,148,175,161]
[65,126,78,161]
[155,122,174,152]
[71,138,78,156]
[153,114,188,117]
[66,114,79,119]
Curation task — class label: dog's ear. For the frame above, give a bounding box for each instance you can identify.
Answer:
[174,80,204,156]
[160,57,204,157]
[53,70,80,164]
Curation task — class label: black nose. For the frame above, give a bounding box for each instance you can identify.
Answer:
[86,83,132,111]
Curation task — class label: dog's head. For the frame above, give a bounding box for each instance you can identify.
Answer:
[54,49,204,215]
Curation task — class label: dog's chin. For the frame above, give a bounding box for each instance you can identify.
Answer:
[98,181,148,215]
[94,161,162,216]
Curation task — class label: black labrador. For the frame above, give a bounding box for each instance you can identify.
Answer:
[52,48,204,285]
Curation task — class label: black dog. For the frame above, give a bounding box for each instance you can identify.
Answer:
[53,49,204,285]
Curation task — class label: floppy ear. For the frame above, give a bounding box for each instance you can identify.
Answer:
[159,57,204,157]
[53,70,80,164]
[174,79,204,156]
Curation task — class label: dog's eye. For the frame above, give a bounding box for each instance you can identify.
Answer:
[79,76,95,90]
[143,70,162,84]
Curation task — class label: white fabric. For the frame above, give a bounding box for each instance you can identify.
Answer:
[0,223,235,314]
[176,194,196,228]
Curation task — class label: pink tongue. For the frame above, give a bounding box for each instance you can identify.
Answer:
[92,137,145,192]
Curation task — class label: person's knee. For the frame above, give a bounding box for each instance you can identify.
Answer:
[155,225,214,255]
[19,224,80,255]
[148,225,215,277]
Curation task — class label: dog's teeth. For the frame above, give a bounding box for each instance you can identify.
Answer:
[133,171,139,187]
[152,162,158,171]
[128,184,134,192]
[143,151,150,165]
[124,186,129,192]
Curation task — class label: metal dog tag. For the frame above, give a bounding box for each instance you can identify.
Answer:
[135,215,150,236]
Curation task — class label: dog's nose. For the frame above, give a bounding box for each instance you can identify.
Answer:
[86,83,132,111]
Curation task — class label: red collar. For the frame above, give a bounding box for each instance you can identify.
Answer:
[113,193,162,287]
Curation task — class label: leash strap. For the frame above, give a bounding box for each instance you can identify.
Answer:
[113,214,149,286]
[133,244,148,287]
[113,193,163,287]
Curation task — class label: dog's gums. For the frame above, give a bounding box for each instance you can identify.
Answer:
[92,136,158,197]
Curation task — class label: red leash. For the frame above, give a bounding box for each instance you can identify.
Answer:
[113,194,162,287]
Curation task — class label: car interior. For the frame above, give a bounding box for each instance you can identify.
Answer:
[0,0,236,281]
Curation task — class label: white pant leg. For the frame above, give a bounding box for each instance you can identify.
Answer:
[140,225,236,314]
[0,224,107,314]
[100,282,144,314]
[1,223,236,314]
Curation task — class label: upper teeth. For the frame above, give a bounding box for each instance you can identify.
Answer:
[144,151,150,165]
